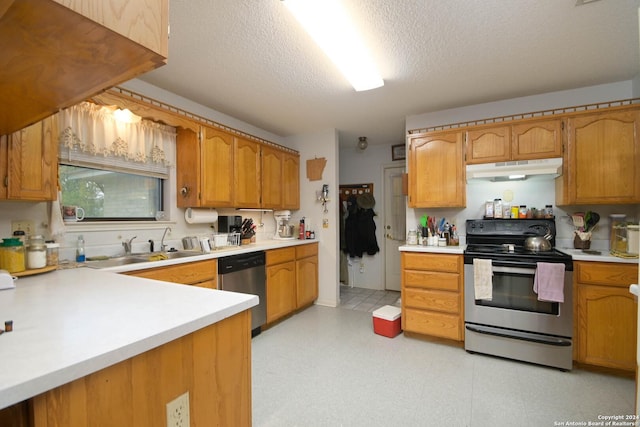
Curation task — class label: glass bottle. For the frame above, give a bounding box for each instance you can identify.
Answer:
[76,235,86,263]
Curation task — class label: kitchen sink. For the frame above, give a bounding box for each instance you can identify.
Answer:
[85,251,202,269]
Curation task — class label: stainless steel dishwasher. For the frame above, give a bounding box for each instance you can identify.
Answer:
[218,251,266,336]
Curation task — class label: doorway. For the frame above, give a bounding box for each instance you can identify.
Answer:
[383,166,406,291]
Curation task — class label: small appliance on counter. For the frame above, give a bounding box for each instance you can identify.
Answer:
[217,215,242,234]
[273,210,296,240]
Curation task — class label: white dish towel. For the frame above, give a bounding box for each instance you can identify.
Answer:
[473,258,493,300]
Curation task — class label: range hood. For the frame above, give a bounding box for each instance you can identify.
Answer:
[466,157,563,181]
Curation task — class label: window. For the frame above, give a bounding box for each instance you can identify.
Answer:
[60,164,164,221]
[56,101,175,221]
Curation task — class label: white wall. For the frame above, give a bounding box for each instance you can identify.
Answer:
[285,129,340,307]
[339,143,404,290]
[405,80,638,250]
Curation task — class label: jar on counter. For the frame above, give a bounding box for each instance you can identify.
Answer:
[26,235,47,269]
[1,238,25,273]
[544,205,554,218]
[511,205,520,219]
[45,242,60,267]
[407,229,418,245]
[493,199,503,218]
[519,205,528,219]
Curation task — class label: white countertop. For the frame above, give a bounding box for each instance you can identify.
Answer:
[557,248,639,264]
[0,268,258,410]
[89,238,318,273]
[399,244,637,264]
[399,244,465,254]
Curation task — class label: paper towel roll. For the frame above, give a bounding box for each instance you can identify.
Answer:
[184,208,218,224]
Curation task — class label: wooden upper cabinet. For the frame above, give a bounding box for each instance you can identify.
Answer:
[557,109,640,205]
[262,146,300,210]
[465,126,511,164]
[176,126,234,208]
[1,117,58,201]
[261,145,284,210]
[408,131,465,208]
[511,119,562,160]
[234,137,261,208]
[53,0,169,57]
[465,119,562,164]
[0,0,168,135]
[282,152,300,210]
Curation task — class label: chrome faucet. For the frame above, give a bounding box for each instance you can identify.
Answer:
[161,227,171,252]
[123,236,137,255]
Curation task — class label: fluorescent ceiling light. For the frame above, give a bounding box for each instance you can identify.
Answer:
[282,0,384,91]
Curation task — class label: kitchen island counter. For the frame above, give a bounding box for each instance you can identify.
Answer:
[0,267,257,411]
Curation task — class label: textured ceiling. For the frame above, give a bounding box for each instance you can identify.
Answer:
[139,0,640,148]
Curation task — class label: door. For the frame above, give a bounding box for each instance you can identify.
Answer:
[384,166,406,291]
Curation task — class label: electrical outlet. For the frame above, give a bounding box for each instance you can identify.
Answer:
[11,220,35,236]
[322,218,329,228]
[166,391,190,427]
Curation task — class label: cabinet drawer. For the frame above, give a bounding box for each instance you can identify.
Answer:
[266,247,296,265]
[403,270,459,291]
[403,308,461,341]
[402,252,460,273]
[295,243,318,259]
[576,262,638,287]
[126,259,217,285]
[404,288,460,313]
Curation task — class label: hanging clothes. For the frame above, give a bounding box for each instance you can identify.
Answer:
[343,193,380,258]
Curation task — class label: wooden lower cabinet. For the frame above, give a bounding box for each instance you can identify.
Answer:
[0,310,251,427]
[574,261,638,371]
[266,244,319,325]
[266,247,297,324]
[296,243,318,308]
[401,252,464,341]
[125,259,217,289]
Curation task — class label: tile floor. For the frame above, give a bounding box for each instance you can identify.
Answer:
[252,287,635,427]
[338,285,401,312]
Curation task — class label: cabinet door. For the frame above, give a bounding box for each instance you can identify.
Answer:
[266,261,296,323]
[282,152,300,210]
[408,131,465,207]
[564,109,640,204]
[296,255,318,308]
[233,137,261,208]
[511,118,562,160]
[576,284,637,370]
[7,117,57,201]
[261,145,284,209]
[465,126,511,164]
[176,128,201,208]
[201,127,234,207]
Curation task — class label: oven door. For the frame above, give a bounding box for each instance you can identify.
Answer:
[464,262,573,338]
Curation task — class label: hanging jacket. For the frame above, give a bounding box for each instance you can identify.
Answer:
[344,205,380,258]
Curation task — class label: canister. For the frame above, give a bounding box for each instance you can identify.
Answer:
[1,238,25,273]
[609,214,627,253]
[46,242,60,266]
[407,229,418,245]
[627,224,639,255]
[26,235,46,269]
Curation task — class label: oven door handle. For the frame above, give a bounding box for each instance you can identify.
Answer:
[491,266,536,275]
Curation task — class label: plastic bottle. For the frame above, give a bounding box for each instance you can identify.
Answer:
[76,235,86,263]
[298,218,305,240]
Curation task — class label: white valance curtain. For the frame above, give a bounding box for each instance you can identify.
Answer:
[58,102,175,178]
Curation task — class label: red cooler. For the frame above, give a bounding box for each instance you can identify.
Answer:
[372,305,402,338]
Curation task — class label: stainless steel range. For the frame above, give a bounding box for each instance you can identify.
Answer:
[463,218,574,370]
